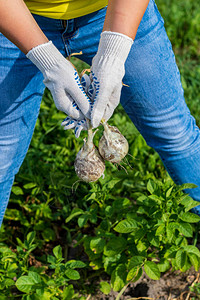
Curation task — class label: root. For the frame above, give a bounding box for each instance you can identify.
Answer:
[117,162,129,174]
[68,50,83,60]
[122,156,133,169]
[71,179,82,193]
[80,68,91,79]
[127,153,139,161]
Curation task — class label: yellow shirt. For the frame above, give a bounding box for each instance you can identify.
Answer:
[24,0,108,20]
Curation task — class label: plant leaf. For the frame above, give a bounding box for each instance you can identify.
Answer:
[65,269,80,280]
[16,272,41,293]
[114,219,138,233]
[99,281,111,295]
[178,222,193,237]
[188,253,200,272]
[53,245,62,260]
[179,212,200,223]
[175,249,187,269]
[65,208,84,223]
[90,237,106,254]
[183,245,200,257]
[144,261,160,280]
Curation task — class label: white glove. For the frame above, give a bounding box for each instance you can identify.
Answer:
[61,74,91,138]
[26,41,92,120]
[89,31,133,128]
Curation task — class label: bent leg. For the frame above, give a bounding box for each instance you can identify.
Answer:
[0,34,44,227]
[120,1,200,211]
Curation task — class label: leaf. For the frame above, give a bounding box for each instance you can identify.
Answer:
[104,237,127,257]
[179,212,200,223]
[176,249,187,269]
[111,264,127,292]
[144,261,160,280]
[65,208,84,223]
[188,253,200,272]
[148,195,162,204]
[147,232,160,247]
[178,222,193,237]
[180,196,200,211]
[42,228,56,242]
[11,186,24,195]
[47,254,56,265]
[114,219,138,233]
[128,256,144,270]
[155,224,165,236]
[183,245,200,257]
[177,183,197,192]
[65,260,86,269]
[53,245,63,260]
[126,265,144,282]
[65,269,80,280]
[130,267,143,282]
[147,180,156,194]
[134,228,147,241]
[78,214,89,228]
[166,226,174,243]
[166,186,173,198]
[164,246,178,258]
[103,179,121,192]
[16,272,41,293]
[113,198,131,210]
[63,284,74,300]
[23,182,37,189]
[26,231,36,246]
[157,259,171,273]
[1,279,15,288]
[99,281,111,295]
[90,237,105,254]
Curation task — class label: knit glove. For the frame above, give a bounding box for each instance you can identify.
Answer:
[89,31,133,128]
[61,74,91,138]
[26,41,91,120]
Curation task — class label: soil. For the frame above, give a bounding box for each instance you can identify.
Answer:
[67,239,200,300]
[92,268,200,300]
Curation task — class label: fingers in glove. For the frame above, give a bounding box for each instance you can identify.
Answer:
[103,85,122,122]
[81,74,91,93]
[70,70,92,118]
[90,80,114,128]
[61,117,77,130]
[74,119,87,138]
[62,117,88,138]
[50,88,84,120]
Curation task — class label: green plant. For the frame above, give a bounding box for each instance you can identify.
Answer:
[1,0,200,298]
[0,232,86,299]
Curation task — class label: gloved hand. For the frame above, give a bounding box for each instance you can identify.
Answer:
[61,74,91,138]
[26,41,91,120]
[89,31,133,128]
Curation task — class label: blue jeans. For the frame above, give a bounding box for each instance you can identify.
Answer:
[1,0,200,227]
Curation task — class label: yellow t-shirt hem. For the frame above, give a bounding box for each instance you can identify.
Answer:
[25,1,108,20]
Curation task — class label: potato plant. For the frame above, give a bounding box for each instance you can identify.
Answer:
[0,0,200,298]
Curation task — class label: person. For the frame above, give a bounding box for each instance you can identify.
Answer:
[0,0,200,228]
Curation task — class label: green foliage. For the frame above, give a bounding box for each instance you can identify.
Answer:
[0,232,86,299]
[1,0,200,298]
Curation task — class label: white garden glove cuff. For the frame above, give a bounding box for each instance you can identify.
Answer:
[90,31,133,128]
[26,41,91,120]
[95,31,133,64]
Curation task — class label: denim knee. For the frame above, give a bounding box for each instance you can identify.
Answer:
[140,105,200,160]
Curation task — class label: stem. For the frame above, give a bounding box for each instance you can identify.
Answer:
[87,127,94,150]
[116,281,131,300]
[193,222,200,246]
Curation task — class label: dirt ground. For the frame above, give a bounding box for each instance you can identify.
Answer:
[92,268,200,300]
